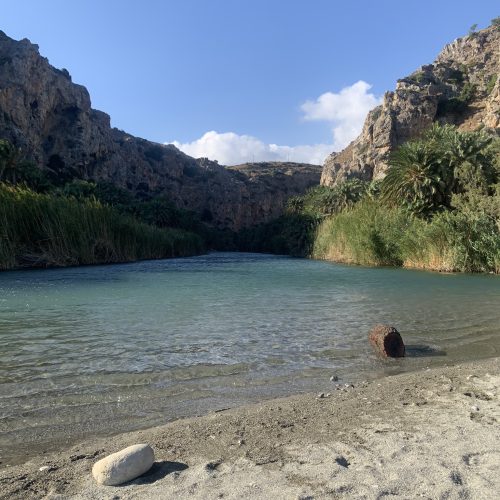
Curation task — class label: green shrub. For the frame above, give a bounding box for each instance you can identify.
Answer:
[312,200,410,266]
[436,82,476,116]
[380,124,497,217]
[312,200,500,273]
[237,214,319,257]
[287,179,369,217]
[486,74,497,94]
[407,71,427,84]
[404,211,500,273]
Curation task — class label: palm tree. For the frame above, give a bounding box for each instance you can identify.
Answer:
[381,140,445,216]
[381,125,498,217]
[424,124,494,191]
[0,140,23,184]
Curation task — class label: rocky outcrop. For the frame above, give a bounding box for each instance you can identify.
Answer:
[228,162,324,224]
[321,25,500,186]
[0,31,321,230]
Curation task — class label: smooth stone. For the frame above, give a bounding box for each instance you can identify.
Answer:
[92,444,155,486]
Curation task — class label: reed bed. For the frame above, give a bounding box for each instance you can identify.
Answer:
[312,200,500,274]
[0,184,204,270]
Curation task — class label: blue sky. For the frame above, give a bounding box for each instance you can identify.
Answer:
[2,1,498,164]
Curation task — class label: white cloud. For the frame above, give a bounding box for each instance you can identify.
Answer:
[301,80,381,151]
[170,131,332,166]
[168,81,381,166]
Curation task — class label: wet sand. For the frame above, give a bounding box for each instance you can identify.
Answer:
[1,357,498,499]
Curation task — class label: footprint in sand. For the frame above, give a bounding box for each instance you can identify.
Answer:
[463,450,500,468]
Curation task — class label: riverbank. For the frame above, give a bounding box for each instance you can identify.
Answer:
[310,201,500,275]
[1,357,498,499]
[0,184,205,271]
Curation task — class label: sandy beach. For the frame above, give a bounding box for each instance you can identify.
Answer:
[0,357,498,499]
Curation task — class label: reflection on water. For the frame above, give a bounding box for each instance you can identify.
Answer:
[0,252,499,464]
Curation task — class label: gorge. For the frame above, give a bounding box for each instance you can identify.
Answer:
[0,23,499,272]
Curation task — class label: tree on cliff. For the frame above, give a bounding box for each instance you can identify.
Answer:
[380,125,498,217]
[0,139,51,190]
[0,139,23,184]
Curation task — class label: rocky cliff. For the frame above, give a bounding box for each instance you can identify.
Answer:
[321,25,500,186]
[0,31,321,230]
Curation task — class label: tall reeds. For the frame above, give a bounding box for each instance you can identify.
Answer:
[0,184,204,270]
[312,200,500,273]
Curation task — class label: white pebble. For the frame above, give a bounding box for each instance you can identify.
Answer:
[92,444,155,486]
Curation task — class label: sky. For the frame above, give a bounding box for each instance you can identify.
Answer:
[2,1,498,165]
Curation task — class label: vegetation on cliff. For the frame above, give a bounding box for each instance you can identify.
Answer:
[249,125,500,273]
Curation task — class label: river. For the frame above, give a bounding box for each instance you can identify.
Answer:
[1,252,499,465]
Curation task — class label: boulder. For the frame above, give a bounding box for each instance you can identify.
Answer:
[369,325,405,358]
[92,444,155,486]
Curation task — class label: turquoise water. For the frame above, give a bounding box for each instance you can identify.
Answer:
[1,252,499,465]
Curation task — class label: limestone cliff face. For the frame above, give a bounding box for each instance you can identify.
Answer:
[321,25,500,186]
[0,31,321,230]
[228,162,324,224]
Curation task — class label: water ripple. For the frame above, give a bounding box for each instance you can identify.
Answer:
[1,252,499,461]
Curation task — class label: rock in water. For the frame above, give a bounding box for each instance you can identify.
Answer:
[92,444,155,486]
[369,325,405,358]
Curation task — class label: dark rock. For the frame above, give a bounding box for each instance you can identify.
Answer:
[369,325,405,358]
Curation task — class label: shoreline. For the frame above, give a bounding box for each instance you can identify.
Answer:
[1,357,498,499]
[2,249,500,275]
[0,250,207,274]
[312,253,500,276]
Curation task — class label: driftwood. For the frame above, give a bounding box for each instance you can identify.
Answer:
[369,325,405,358]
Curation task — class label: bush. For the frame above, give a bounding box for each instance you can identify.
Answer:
[312,200,500,273]
[486,74,497,94]
[404,211,500,273]
[287,179,369,217]
[380,125,497,217]
[436,82,476,116]
[312,200,410,266]
[238,214,320,257]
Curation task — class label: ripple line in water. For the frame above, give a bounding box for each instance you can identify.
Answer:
[0,252,499,465]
